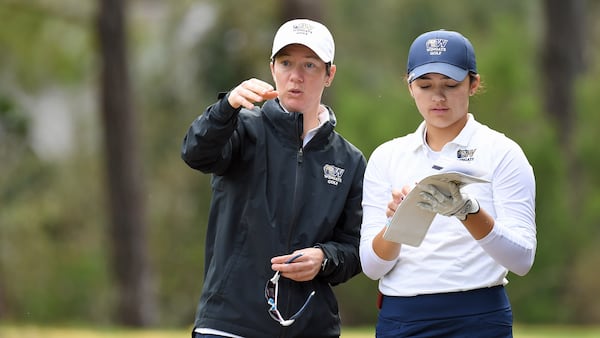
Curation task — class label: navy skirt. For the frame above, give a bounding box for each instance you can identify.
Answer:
[377,286,513,338]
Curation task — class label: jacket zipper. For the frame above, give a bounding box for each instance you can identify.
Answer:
[287,113,304,247]
[281,114,304,337]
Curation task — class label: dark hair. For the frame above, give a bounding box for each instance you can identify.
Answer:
[469,73,478,83]
[325,63,332,77]
[469,73,485,95]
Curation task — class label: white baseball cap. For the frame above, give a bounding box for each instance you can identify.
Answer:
[271,19,335,63]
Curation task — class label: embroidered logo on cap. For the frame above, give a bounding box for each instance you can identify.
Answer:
[292,22,314,36]
[323,164,345,186]
[426,39,448,56]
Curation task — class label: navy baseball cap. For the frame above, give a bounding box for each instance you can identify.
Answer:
[407,30,477,83]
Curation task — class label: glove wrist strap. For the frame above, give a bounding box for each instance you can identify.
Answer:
[456,198,480,221]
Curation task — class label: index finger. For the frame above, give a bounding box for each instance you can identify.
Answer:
[401,183,414,196]
[271,253,303,265]
[285,253,303,264]
[245,78,275,94]
[243,79,278,103]
[262,90,278,100]
[391,189,403,203]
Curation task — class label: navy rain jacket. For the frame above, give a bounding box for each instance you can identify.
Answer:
[181,94,366,338]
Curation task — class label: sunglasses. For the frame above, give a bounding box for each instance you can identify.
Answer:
[265,253,316,326]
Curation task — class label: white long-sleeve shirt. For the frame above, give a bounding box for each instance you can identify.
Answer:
[360,114,536,296]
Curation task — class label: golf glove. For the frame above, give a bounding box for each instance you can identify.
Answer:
[417,181,480,221]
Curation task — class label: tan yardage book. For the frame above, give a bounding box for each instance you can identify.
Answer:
[383,171,489,247]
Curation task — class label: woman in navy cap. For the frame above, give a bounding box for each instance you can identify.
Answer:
[360,30,537,337]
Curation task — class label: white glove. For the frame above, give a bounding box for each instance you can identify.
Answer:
[417,182,480,221]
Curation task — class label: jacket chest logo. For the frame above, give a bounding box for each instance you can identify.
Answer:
[323,164,345,186]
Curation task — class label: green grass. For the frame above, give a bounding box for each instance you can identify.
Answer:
[1,324,600,337]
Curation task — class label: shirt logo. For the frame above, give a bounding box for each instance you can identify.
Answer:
[426,38,448,56]
[323,164,345,186]
[457,148,476,161]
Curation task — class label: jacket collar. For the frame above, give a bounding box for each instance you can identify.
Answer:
[262,99,336,147]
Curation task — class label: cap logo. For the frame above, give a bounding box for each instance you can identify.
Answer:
[425,38,448,56]
[292,22,314,36]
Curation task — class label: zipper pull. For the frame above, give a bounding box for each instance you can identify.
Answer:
[297,147,303,164]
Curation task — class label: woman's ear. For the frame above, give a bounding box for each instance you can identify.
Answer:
[469,74,481,96]
[325,64,337,87]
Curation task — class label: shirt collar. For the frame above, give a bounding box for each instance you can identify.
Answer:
[407,113,478,151]
[303,107,330,146]
[278,101,330,125]
[452,113,478,147]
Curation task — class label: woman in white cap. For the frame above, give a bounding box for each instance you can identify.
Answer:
[182,19,366,338]
[360,29,537,337]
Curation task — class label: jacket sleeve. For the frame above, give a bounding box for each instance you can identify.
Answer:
[316,155,367,285]
[181,93,242,175]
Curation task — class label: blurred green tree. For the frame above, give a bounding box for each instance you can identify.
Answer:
[96,0,156,326]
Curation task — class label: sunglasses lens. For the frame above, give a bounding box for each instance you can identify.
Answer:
[269,308,282,321]
[265,281,276,300]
